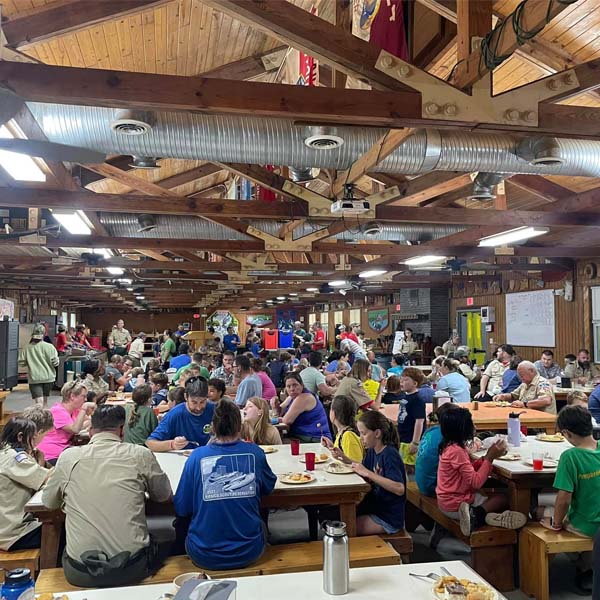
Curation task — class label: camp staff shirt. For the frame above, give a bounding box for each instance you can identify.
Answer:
[148,401,215,449]
[0,448,48,550]
[483,359,508,395]
[510,373,556,413]
[553,441,600,537]
[400,340,418,355]
[564,361,600,382]
[42,432,172,561]
[108,328,131,348]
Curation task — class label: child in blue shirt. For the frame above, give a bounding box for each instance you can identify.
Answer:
[174,400,276,570]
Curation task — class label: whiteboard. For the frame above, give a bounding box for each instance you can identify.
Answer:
[505,289,555,347]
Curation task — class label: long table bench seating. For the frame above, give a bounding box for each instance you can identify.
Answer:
[35,535,400,593]
[405,481,517,591]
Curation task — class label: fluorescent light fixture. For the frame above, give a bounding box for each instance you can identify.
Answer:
[410,265,447,271]
[118,278,132,284]
[404,255,446,266]
[106,267,124,275]
[136,295,145,300]
[478,226,549,247]
[329,280,348,288]
[306,287,319,292]
[276,296,286,300]
[289,292,298,296]
[0,125,46,182]
[359,269,388,279]
[93,248,112,259]
[52,210,91,235]
[126,287,134,292]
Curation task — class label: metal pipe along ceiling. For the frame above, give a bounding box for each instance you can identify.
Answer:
[28,103,600,177]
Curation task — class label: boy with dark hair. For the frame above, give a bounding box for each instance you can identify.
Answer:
[542,405,600,594]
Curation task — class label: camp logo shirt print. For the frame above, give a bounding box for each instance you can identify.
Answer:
[201,453,257,501]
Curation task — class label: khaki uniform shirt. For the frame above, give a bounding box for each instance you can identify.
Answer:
[42,432,172,561]
[83,373,109,395]
[400,339,418,355]
[0,447,49,550]
[442,340,458,355]
[564,362,600,382]
[129,338,145,360]
[483,359,508,395]
[458,362,480,382]
[510,374,557,414]
[108,328,132,348]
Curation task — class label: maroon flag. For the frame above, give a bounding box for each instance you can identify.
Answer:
[368,0,409,60]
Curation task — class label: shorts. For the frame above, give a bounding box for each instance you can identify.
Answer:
[440,492,487,520]
[368,514,400,535]
[399,442,417,466]
[29,382,53,399]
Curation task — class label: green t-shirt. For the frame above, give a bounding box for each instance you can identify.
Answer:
[161,338,176,362]
[172,363,210,384]
[123,405,158,445]
[553,441,600,537]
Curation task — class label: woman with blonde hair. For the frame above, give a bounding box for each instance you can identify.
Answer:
[334,358,377,412]
[242,397,282,445]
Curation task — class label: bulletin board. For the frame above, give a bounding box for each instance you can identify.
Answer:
[505,289,555,347]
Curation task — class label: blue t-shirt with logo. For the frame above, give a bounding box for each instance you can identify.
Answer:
[174,440,277,569]
[415,424,443,496]
[223,334,240,352]
[147,401,215,449]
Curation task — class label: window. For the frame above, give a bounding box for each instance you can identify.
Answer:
[334,310,343,327]
[61,311,68,326]
[320,312,329,327]
[69,313,76,328]
[349,308,361,327]
[308,313,317,326]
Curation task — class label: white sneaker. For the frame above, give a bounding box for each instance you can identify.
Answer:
[458,502,473,536]
[485,511,527,530]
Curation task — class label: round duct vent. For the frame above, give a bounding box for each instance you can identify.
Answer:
[137,214,157,233]
[304,133,344,150]
[111,110,154,136]
[363,221,381,237]
[129,156,159,169]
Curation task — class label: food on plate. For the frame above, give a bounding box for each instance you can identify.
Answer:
[37,595,69,600]
[299,454,328,463]
[319,453,329,461]
[536,433,565,442]
[434,576,496,600]
[259,446,276,453]
[497,453,521,461]
[280,472,314,484]
[326,462,354,474]
[493,401,511,407]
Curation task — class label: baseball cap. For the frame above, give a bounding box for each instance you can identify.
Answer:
[31,324,46,340]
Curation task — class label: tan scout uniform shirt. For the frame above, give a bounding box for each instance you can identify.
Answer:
[458,362,480,382]
[108,327,132,348]
[510,374,557,414]
[0,447,49,550]
[42,432,172,561]
[483,359,508,395]
[442,340,458,355]
[400,339,418,355]
[564,362,600,383]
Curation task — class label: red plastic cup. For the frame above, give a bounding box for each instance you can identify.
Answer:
[520,425,528,437]
[290,439,300,456]
[532,452,544,471]
[305,452,316,471]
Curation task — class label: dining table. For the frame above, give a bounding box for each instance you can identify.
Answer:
[380,402,557,434]
[25,443,369,569]
[35,561,505,599]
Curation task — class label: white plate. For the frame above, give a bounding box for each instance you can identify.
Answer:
[433,579,497,600]
[523,457,558,468]
[497,453,521,461]
[325,462,354,475]
[299,454,329,464]
[259,446,277,454]
[535,433,565,443]
[279,473,316,485]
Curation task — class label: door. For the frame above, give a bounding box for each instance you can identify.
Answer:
[457,310,487,365]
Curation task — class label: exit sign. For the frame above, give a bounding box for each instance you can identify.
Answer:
[395,304,401,312]
[466,297,474,306]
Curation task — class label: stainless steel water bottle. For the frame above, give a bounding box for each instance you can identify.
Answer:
[323,520,349,595]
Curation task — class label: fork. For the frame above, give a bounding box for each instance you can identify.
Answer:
[409,572,440,581]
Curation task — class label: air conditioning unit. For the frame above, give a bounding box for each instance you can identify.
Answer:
[481,306,495,323]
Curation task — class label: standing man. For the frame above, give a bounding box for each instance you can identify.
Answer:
[42,405,172,588]
[108,319,132,357]
[223,327,241,354]
[534,349,562,382]
[174,324,186,338]
[311,322,326,354]
[233,355,262,408]
[293,321,306,355]
[22,323,59,407]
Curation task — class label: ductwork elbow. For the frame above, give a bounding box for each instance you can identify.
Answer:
[516,137,565,166]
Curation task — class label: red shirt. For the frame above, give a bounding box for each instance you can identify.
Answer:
[55,332,68,352]
[435,444,493,512]
[312,329,326,351]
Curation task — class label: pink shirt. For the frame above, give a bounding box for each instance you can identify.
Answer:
[37,404,81,461]
[257,371,277,402]
[435,444,493,512]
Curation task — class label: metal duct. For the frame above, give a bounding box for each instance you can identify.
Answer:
[28,103,600,177]
[468,172,508,201]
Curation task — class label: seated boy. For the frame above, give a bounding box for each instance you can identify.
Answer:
[541,405,600,594]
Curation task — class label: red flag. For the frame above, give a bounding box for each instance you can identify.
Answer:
[368,0,408,60]
[256,165,277,202]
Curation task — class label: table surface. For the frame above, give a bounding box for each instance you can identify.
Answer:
[26,443,368,510]
[553,384,595,396]
[43,561,504,600]
[380,402,556,429]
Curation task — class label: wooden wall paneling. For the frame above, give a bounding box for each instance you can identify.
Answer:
[142,6,157,73]
[175,0,191,76]
[90,23,111,70]
[154,4,168,74]
[166,0,180,75]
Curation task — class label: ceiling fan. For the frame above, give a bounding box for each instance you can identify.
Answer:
[0,86,107,164]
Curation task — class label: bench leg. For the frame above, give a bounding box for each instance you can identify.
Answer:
[472,545,515,592]
[39,518,62,569]
[519,527,549,600]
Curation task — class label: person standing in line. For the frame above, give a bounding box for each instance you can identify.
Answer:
[22,324,59,407]
[128,332,146,368]
[107,319,132,357]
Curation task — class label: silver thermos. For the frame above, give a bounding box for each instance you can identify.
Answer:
[323,520,349,595]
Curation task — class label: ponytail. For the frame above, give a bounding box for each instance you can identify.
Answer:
[129,384,152,428]
[358,411,399,449]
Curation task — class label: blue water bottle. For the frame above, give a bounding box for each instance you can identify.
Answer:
[1,568,35,600]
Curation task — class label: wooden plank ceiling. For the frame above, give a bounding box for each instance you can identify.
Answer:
[1,0,600,311]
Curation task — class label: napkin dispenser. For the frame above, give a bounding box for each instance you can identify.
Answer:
[174,579,237,600]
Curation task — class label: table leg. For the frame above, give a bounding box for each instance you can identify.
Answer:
[508,483,531,515]
[339,503,357,537]
[39,518,62,569]
[0,399,4,420]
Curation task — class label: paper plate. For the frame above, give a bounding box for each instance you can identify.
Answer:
[279,473,316,485]
[259,446,278,454]
[325,462,354,474]
[299,454,329,464]
[535,433,565,443]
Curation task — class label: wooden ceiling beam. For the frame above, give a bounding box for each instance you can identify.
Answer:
[2,0,171,48]
[457,0,492,65]
[199,46,288,80]
[201,0,412,92]
[451,0,575,90]
[389,172,472,206]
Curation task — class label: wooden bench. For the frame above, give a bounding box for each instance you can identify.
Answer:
[519,523,593,600]
[0,549,40,581]
[35,535,399,593]
[405,481,517,591]
[380,530,413,562]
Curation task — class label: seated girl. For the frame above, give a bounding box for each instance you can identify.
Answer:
[174,400,276,570]
[0,417,53,551]
[436,406,527,535]
[242,397,282,446]
[124,384,158,445]
[322,395,364,463]
[334,411,406,535]
[376,375,403,404]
